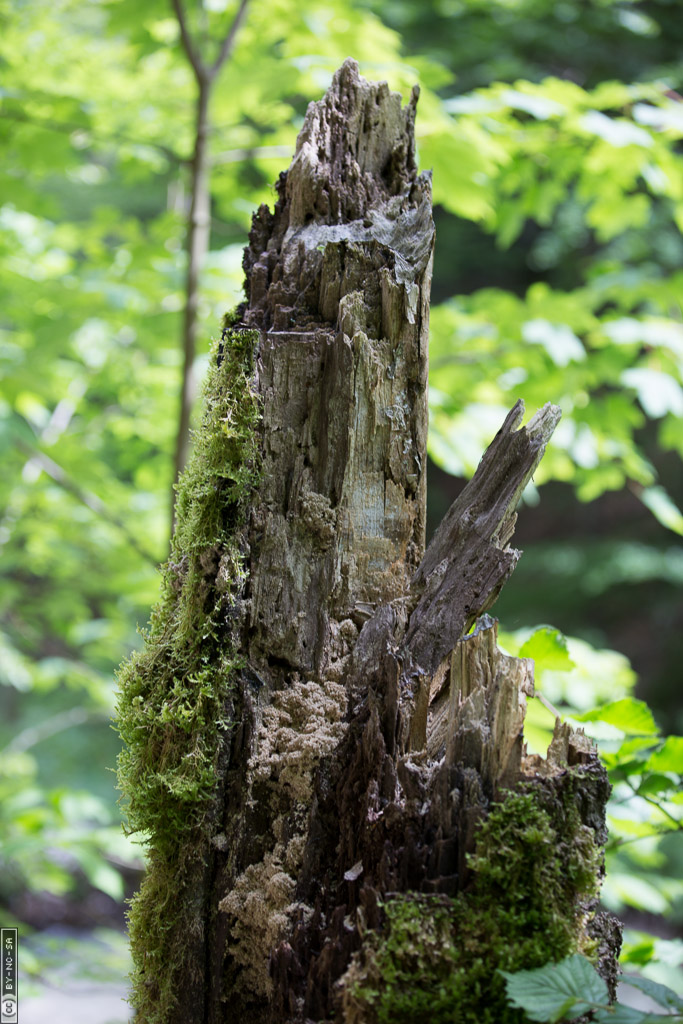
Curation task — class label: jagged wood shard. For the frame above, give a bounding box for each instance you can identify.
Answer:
[404,400,561,677]
[117,58,621,1024]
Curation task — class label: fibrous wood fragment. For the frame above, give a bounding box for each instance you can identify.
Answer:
[423,614,535,789]
[404,399,561,678]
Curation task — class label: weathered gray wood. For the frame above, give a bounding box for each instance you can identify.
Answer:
[120,59,621,1024]
[211,58,436,1023]
[242,58,433,676]
[210,61,618,1022]
[404,400,561,678]
[426,615,534,787]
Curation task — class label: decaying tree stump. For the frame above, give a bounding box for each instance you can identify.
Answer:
[117,59,621,1024]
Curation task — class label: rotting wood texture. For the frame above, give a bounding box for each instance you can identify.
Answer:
[121,58,622,1024]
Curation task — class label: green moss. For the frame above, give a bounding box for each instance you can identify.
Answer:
[115,326,260,1023]
[346,785,601,1024]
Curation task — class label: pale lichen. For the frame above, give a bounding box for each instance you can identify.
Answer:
[249,677,347,804]
[220,675,348,1002]
[219,817,317,1001]
[325,616,358,682]
[300,488,337,547]
[220,849,297,999]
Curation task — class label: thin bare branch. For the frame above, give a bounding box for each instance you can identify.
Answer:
[15,439,159,567]
[2,707,109,756]
[626,778,682,829]
[209,0,250,78]
[608,827,683,850]
[0,107,188,165]
[171,0,208,82]
[210,143,292,166]
[169,0,250,537]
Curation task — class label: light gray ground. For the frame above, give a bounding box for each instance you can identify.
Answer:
[21,981,131,1024]
[18,926,131,1023]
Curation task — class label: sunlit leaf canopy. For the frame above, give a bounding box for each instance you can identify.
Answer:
[428,78,683,506]
[0,0,682,964]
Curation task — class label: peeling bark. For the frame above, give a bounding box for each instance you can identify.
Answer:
[121,59,621,1024]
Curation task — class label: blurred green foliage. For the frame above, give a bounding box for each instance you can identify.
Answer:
[0,0,681,995]
[502,625,683,993]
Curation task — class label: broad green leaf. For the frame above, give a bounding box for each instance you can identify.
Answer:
[621,936,656,967]
[634,103,683,134]
[574,699,659,736]
[580,111,653,149]
[619,934,683,986]
[501,954,608,1023]
[603,737,659,773]
[637,774,679,798]
[602,318,683,356]
[0,631,34,690]
[606,818,660,840]
[602,874,670,915]
[621,371,683,420]
[646,737,683,775]
[81,858,125,902]
[621,976,683,1013]
[501,87,566,120]
[594,1008,680,1024]
[519,626,574,671]
[638,488,683,537]
[524,694,558,757]
[521,320,586,367]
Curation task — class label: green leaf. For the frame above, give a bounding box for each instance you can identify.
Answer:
[646,737,683,774]
[621,936,656,967]
[518,626,575,671]
[85,859,125,902]
[621,374,683,421]
[521,320,586,367]
[608,873,678,914]
[580,111,654,148]
[637,773,679,797]
[621,975,683,1013]
[574,699,659,736]
[500,954,608,1022]
[594,1007,680,1023]
[603,737,659,774]
[638,487,683,536]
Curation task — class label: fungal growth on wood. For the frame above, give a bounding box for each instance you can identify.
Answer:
[116,58,621,1024]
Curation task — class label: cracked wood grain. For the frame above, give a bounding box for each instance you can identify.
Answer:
[151,59,620,1024]
[403,399,561,678]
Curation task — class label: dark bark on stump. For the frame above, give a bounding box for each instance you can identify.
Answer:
[120,59,621,1024]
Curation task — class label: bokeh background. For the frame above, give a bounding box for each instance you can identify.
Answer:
[1,0,682,1019]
